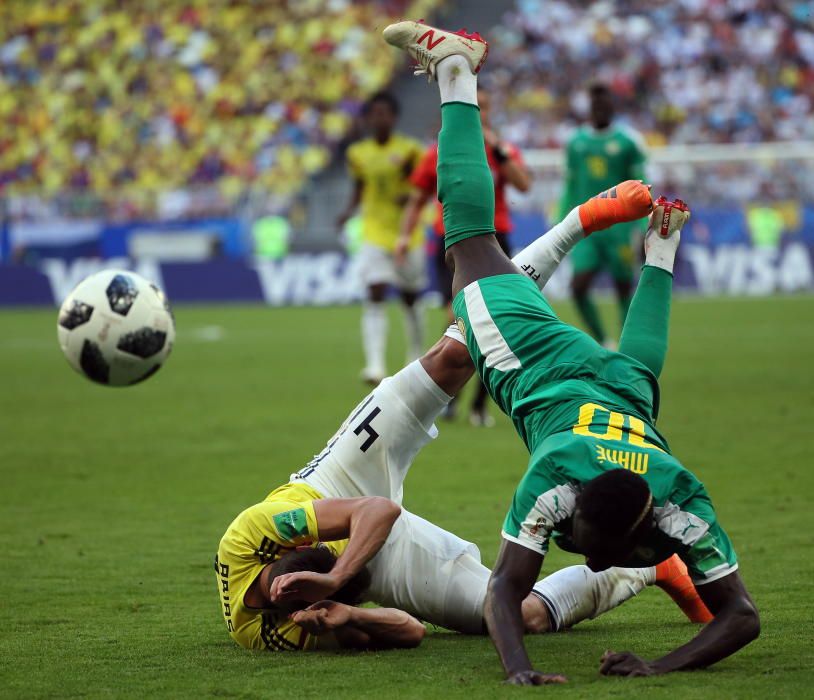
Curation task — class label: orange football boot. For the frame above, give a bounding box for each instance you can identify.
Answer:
[655,554,713,624]
[578,180,654,235]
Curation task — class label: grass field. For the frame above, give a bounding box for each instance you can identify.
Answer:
[1,296,813,699]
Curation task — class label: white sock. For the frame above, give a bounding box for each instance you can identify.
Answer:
[644,230,680,274]
[381,360,452,432]
[511,207,585,291]
[437,55,478,105]
[531,565,655,631]
[402,302,425,363]
[362,302,387,375]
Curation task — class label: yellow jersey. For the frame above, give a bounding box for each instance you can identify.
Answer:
[346,133,424,251]
[215,482,347,651]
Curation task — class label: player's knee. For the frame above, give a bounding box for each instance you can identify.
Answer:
[735,598,761,642]
[430,335,472,372]
[419,336,474,396]
[443,247,456,273]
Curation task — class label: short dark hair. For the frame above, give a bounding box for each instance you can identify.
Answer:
[364,91,400,116]
[577,469,653,537]
[273,547,371,606]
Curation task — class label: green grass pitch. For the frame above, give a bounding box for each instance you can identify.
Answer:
[1,296,812,699]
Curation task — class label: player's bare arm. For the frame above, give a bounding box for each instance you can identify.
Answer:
[271,496,400,605]
[601,570,759,676]
[484,540,567,685]
[292,600,425,650]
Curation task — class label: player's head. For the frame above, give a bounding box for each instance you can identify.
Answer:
[364,91,399,139]
[571,469,654,572]
[588,82,614,129]
[267,546,371,613]
[477,88,491,126]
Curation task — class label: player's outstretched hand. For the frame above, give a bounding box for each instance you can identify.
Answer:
[599,650,656,677]
[290,601,352,635]
[506,670,568,686]
[269,571,341,605]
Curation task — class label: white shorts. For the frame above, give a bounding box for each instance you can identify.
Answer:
[357,243,428,292]
[289,362,487,631]
[366,510,488,634]
[291,361,448,505]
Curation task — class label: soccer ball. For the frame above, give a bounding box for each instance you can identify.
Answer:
[57,269,176,386]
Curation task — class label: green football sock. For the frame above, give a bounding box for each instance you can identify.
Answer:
[618,265,673,378]
[618,291,631,328]
[437,102,496,250]
[575,295,606,343]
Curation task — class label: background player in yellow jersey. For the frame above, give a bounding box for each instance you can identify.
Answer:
[216,483,427,650]
[337,92,426,384]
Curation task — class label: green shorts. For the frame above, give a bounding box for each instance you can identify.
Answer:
[570,224,635,281]
[452,274,660,449]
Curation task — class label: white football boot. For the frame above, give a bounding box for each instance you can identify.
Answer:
[383,20,488,80]
[644,196,690,273]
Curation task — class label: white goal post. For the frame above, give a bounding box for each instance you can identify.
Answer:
[517,140,814,210]
[523,140,814,169]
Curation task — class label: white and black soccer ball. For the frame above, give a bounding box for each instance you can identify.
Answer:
[57,269,175,386]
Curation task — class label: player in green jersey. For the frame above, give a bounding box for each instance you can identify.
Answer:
[384,20,759,687]
[562,83,647,346]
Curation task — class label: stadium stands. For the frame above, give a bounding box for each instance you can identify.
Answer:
[485,0,814,148]
[0,0,438,218]
[482,0,814,205]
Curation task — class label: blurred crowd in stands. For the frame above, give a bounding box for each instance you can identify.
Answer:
[0,0,812,224]
[485,0,814,205]
[486,0,814,147]
[0,0,436,219]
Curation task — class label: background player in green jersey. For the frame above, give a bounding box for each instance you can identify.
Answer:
[562,83,647,346]
[384,20,759,687]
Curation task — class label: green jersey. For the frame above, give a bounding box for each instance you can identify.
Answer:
[453,274,738,584]
[561,126,647,281]
[504,417,738,584]
[560,124,647,216]
[454,274,661,450]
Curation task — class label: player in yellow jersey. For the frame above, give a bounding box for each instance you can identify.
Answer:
[336,92,426,384]
[216,482,425,650]
[216,182,711,653]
